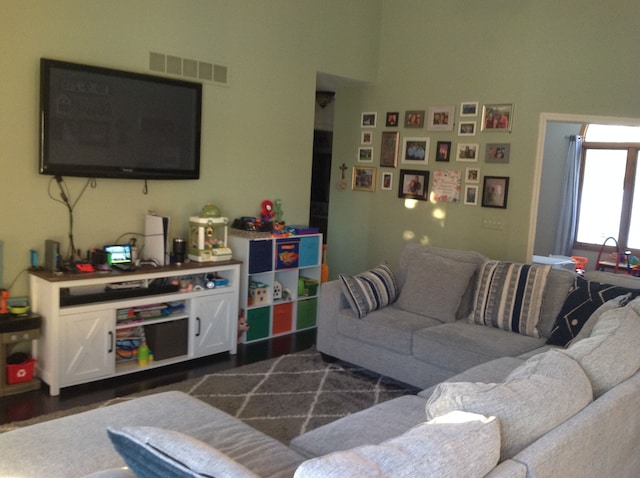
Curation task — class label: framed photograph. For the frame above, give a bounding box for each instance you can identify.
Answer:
[398,169,429,200]
[352,166,377,192]
[485,143,510,163]
[381,172,393,190]
[361,130,373,145]
[386,112,399,127]
[456,143,479,162]
[361,112,377,128]
[427,105,455,131]
[465,167,480,183]
[436,141,452,162]
[464,185,479,205]
[458,121,477,136]
[404,110,425,128]
[481,103,514,132]
[401,137,429,164]
[482,176,510,208]
[432,169,461,203]
[460,101,479,117]
[358,146,373,162]
[380,131,399,167]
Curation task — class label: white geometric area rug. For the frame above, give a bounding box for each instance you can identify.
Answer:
[0,348,418,444]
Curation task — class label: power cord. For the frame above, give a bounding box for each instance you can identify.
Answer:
[49,176,95,263]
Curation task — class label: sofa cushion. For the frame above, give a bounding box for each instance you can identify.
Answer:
[338,306,441,355]
[564,298,640,398]
[293,411,500,478]
[537,268,575,338]
[569,293,631,345]
[396,252,478,322]
[290,395,429,458]
[413,321,546,374]
[425,350,593,461]
[469,261,551,338]
[418,356,525,399]
[339,263,399,318]
[395,244,486,318]
[546,275,640,346]
[107,426,260,478]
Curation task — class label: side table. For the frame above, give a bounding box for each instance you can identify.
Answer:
[0,314,42,397]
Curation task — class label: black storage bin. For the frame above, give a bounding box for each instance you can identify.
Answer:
[145,320,188,360]
[248,239,273,274]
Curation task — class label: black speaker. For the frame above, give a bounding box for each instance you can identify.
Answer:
[45,240,60,272]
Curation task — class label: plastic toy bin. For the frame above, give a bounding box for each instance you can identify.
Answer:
[276,239,300,269]
[6,357,36,384]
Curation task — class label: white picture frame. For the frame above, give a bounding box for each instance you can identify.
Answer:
[401,137,430,164]
[456,143,479,162]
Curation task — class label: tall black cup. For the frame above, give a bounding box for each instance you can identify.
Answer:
[173,238,186,264]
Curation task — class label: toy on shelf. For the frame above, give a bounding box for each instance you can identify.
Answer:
[229,199,290,237]
[261,200,275,224]
[274,199,283,222]
[188,203,233,262]
[249,280,269,306]
[237,309,249,343]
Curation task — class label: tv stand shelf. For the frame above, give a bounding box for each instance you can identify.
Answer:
[29,261,240,396]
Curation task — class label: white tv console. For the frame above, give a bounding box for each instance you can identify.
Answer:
[29,261,240,396]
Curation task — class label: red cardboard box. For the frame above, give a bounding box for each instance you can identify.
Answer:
[6,358,36,384]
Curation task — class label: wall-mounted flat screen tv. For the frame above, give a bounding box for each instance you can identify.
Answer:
[40,58,202,180]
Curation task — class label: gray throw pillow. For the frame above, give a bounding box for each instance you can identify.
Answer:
[294,411,500,478]
[396,252,478,322]
[564,297,640,398]
[107,426,259,478]
[425,350,593,461]
[568,293,631,346]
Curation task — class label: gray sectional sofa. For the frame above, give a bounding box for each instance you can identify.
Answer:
[317,243,575,388]
[1,243,640,477]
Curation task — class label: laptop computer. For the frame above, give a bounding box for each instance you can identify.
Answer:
[104,244,136,271]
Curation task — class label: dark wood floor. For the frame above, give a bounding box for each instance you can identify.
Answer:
[0,329,316,426]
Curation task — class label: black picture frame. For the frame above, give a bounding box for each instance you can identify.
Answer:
[482,176,510,208]
[385,111,399,127]
[436,141,452,162]
[398,169,429,200]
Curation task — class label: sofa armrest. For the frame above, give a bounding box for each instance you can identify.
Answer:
[317,280,351,357]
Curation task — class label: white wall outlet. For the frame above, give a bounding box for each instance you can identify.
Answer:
[482,217,505,230]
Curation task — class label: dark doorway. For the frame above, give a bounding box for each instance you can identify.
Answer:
[309,129,332,242]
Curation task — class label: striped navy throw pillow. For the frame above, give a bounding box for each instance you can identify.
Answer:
[339,263,399,318]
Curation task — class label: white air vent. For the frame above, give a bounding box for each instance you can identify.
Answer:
[149,52,229,86]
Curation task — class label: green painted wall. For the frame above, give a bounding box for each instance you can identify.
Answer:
[3,0,640,296]
[326,0,640,277]
[0,0,381,296]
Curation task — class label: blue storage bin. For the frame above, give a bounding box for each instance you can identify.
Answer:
[298,235,320,267]
[276,239,300,269]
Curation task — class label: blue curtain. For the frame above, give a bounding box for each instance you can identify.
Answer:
[553,135,583,256]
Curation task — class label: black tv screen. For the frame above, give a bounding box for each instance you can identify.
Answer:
[40,58,202,180]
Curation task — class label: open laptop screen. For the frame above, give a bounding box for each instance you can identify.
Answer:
[104,244,132,265]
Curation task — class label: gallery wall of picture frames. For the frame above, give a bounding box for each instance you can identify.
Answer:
[350,102,513,209]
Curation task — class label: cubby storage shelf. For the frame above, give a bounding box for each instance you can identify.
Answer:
[29,260,240,396]
[228,233,322,343]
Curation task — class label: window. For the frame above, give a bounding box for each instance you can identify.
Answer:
[575,124,640,250]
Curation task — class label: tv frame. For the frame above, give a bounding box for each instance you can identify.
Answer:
[39,58,202,180]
